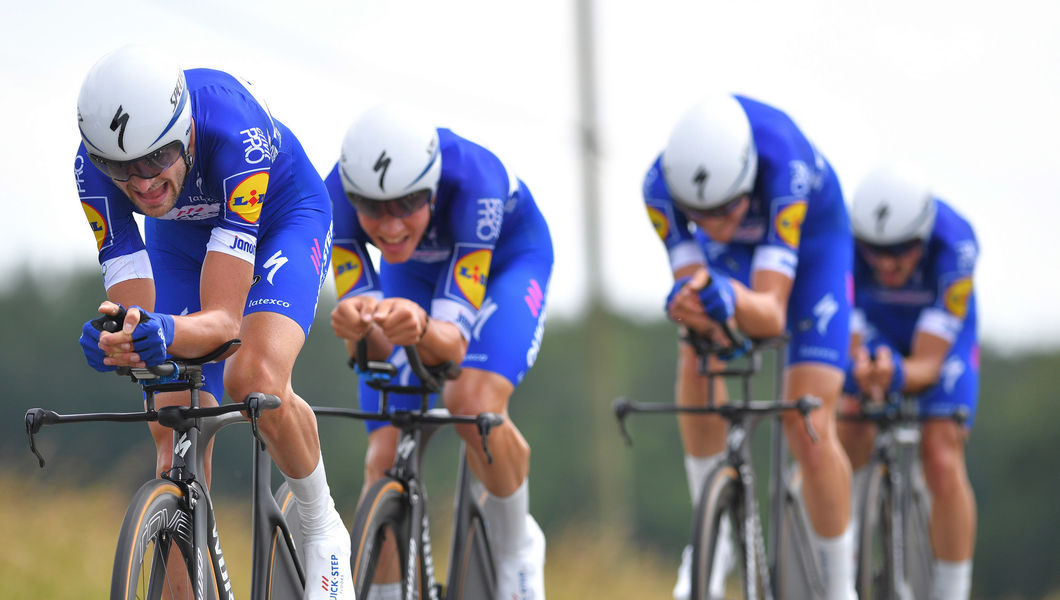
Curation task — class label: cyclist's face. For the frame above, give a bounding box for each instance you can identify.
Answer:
[112,129,194,218]
[686,195,749,243]
[357,202,432,263]
[863,244,923,288]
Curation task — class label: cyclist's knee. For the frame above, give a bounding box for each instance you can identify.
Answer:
[444,370,512,416]
[921,429,967,499]
[224,358,289,401]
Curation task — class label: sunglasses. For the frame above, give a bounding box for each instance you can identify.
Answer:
[89,140,185,182]
[676,194,746,220]
[857,238,922,258]
[347,188,432,219]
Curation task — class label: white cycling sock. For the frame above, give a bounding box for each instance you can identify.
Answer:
[685,453,725,507]
[481,478,531,556]
[932,559,972,600]
[810,523,857,600]
[284,456,343,539]
[365,582,403,600]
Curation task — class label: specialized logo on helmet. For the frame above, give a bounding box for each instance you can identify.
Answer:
[374,151,391,192]
[943,277,973,319]
[774,200,807,249]
[332,245,365,297]
[693,166,709,202]
[453,248,491,309]
[647,206,669,241]
[227,171,269,223]
[110,106,130,152]
[874,202,890,236]
[81,201,108,251]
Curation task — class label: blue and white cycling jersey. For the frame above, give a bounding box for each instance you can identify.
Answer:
[643,94,852,368]
[74,68,332,400]
[852,199,980,425]
[326,128,553,431]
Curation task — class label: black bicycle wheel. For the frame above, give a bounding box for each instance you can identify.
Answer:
[349,476,413,598]
[856,460,895,599]
[267,482,305,599]
[111,479,215,600]
[445,506,496,599]
[690,464,753,599]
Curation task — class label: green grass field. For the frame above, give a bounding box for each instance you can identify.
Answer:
[0,472,674,599]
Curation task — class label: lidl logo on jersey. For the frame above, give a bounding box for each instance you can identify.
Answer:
[226,171,269,224]
[81,201,108,251]
[943,277,973,319]
[647,206,670,241]
[332,245,365,297]
[452,247,492,310]
[774,200,807,249]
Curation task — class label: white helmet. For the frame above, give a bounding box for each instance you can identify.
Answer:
[77,45,192,177]
[851,166,937,245]
[339,104,441,202]
[662,95,757,210]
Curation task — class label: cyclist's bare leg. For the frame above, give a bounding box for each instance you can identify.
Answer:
[443,367,526,497]
[225,311,352,598]
[836,394,875,470]
[224,311,319,476]
[675,341,728,458]
[782,363,851,536]
[362,426,402,584]
[920,420,976,561]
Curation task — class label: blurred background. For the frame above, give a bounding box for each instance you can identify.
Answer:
[2,1,1058,598]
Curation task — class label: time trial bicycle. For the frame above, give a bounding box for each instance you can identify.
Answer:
[25,311,303,599]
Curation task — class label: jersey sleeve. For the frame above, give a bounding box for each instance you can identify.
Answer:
[431,149,515,340]
[325,164,382,300]
[916,230,978,344]
[749,128,819,280]
[642,156,705,273]
[196,84,279,265]
[74,146,153,289]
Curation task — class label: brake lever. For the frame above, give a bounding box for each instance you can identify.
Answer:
[476,413,505,464]
[25,409,49,468]
[613,398,634,447]
[245,395,267,450]
[797,395,821,443]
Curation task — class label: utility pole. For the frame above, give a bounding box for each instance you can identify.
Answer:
[574,0,631,532]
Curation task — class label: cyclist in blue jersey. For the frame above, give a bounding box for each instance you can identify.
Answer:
[327,104,552,600]
[647,94,857,599]
[839,167,978,600]
[74,46,352,600]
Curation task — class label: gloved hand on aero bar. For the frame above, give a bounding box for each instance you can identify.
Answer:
[664,275,692,315]
[79,314,117,372]
[696,273,736,323]
[126,306,176,367]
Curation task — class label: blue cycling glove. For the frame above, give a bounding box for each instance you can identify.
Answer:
[128,306,175,367]
[664,276,692,314]
[697,274,736,323]
[79,318,115,372]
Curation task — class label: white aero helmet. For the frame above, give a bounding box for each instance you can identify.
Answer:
[851,166,937,245]
[77,45,192,179]
[662,94,757,210]
[339,104,441,204]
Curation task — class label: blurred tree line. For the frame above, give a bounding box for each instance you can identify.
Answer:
[1,269,1056,597]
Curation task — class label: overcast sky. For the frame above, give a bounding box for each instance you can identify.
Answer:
[2,0,1058,353]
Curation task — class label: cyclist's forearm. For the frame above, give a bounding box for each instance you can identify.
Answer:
[416,318,468,366]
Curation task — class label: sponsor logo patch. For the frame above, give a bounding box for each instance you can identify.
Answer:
[82,201,108,251]
[453,249,491,309]
[647,206,669,240]
[774,200,807,248]
[332,246,364,297]
[943,277,973,319]
[227,171,268,223]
